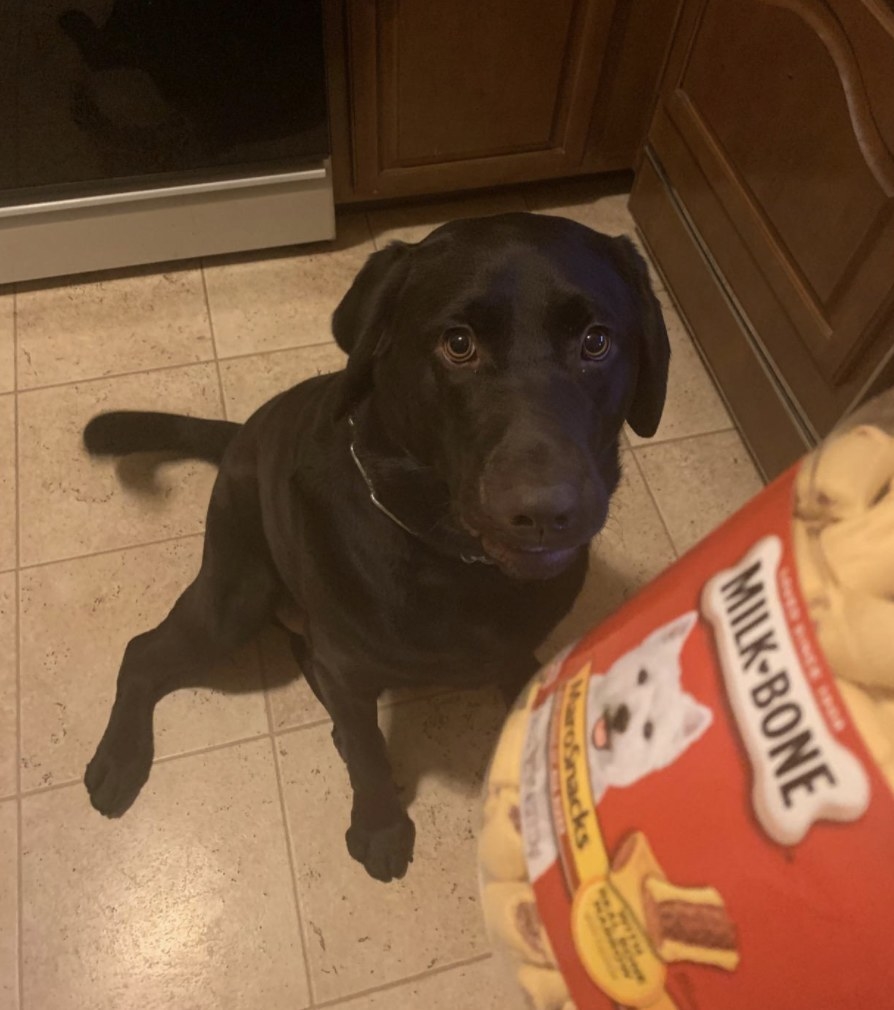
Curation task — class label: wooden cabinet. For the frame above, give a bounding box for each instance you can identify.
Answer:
[325,0,682,202]
[630,0,894,478]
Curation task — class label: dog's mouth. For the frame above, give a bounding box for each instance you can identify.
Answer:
[479,536,584,580]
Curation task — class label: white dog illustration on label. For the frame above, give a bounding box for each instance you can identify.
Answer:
[587,612,713,801]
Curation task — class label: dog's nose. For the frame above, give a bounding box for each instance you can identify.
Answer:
[494,482,580,538]
[612,705,630,734]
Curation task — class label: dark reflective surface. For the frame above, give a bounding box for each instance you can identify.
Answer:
[0,0,328,205]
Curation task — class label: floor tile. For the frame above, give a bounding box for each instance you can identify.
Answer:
[20,739,309,1010]
[203,213,374,359]
[539,450,677,660]
[0,396,14,571]
[219,342,346,423]
[277,690,505,1003]
[0,288,12,393]
[18,537,267,791]
[0,800,17,1010]
[367,192,528,247]
[626,288,732,446]
[0,573,15,799]
[16,265,213,389]
[17,363,221,567]
[327,957,525,1010]
[260,626,328,733]
[523,176,636,237]
[635,430,764,555]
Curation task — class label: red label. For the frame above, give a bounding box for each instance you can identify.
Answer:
[520,469,894,1010]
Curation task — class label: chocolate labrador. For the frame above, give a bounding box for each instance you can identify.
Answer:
[82,212,669,881]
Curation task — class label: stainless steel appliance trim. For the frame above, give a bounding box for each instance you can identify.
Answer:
[0,166,328,219]
[1,159,335,284]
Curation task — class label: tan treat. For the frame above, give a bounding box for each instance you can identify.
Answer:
[483,881,555,966]
[608,831,667,924]
[479,787,527,881]
[874,692,894,741]
[488,708,528,791]
[517,964,569,1010]
[796,425,894,523]
[642,877,740,972]
[792,518,829,606]
[813,588,894,691]
[820,494,894,597]
[836,680,893,766]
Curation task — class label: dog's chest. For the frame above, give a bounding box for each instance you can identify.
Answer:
[303,527,583,683]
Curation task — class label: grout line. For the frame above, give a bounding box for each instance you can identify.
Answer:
[213,339,345,369]
[11,336,342,398]
[13,329,349,395]
[17,714,334,801]
[15,680,483,801]
[199,261,229,421]
[625,449,681,560]
[626,424,737,454]
[13,282,25,1010]
[13,354,218,397]
[313,951,494,1010]
[267,736,317,1007]
[17,529,201,574]
[359,211,379,253]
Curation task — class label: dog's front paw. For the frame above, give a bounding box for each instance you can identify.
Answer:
[84,727,153,817]
[346,813,416,882]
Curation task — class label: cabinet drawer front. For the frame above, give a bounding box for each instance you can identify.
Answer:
[346,0,615,197]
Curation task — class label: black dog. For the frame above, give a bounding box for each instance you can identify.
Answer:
[83,213,669,882]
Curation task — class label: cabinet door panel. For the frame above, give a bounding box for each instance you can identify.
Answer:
[662,0,894,384]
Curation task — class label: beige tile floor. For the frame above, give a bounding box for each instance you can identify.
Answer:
[0,181,764,1010]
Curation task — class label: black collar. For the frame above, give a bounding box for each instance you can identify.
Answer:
[347,406,493,566]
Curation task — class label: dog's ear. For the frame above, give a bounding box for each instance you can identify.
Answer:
[679,697,713,747]
[332,241,412,416]
[612,236,670,438]
[647,611,698,655]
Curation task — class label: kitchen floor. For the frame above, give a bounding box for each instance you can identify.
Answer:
[0,180,763,1010]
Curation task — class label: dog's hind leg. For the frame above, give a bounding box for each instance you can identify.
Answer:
[84,472,278,817]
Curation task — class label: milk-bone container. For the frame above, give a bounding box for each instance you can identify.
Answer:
[478,388,894,1010]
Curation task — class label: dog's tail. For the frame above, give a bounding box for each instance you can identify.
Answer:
[84,411,239,465]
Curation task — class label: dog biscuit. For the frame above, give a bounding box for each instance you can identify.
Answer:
[835,680,893,767]
[820,495,894,598]
[642,877,740,972]
[488,707,528,791]
[791,518,827,606]
[517,964,569,1010]
[479,787,527,881]
[813,588,894,691]
[874,693,894,742]
[483,881,556,966]
[795,424,894,522]
[607,831,667,924]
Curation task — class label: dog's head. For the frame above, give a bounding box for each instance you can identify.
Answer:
[587,613,712,792]
[332,212,670,580]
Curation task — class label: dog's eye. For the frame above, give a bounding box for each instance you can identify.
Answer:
[581,326,611,361]
[643,720,654,740]
[441,327,477,364]
[637,668,648,685]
